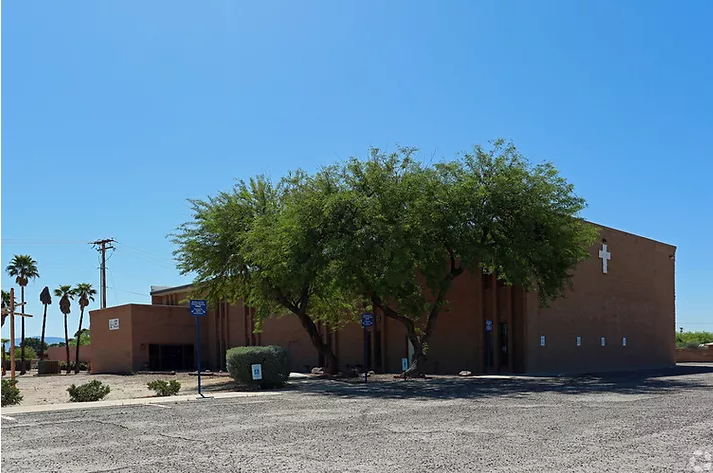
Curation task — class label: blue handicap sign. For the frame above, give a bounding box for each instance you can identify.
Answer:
[361,313,374,327]
[190,300,207,317]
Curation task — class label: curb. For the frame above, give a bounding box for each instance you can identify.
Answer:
[2,390,281,415]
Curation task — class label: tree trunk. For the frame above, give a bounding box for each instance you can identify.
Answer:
[40,304,48,359]
[20,286,26,374]
[74,308,84,374]
[64,314,71,374]
[294,309,339,375]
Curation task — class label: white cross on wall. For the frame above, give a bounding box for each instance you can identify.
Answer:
[598,243,611,274]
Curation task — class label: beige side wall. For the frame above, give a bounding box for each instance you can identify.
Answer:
[46,345,92,363]
[260,315,318,372]
[89,305,134,373]
[426,270,481,374]
[525,226,676,374]
[131,304,203,371]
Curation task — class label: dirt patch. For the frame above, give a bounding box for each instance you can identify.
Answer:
[5,371,244,406]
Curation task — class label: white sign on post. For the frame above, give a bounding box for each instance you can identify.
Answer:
[109,318,119,331]
[251,364,263,381]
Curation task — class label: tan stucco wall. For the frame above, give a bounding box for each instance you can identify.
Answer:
[94,223,675,376]
[525,225,676,374]
[46,345,92,363]
[89,305,133,373]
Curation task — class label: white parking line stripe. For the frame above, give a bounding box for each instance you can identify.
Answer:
[2,415,17,422]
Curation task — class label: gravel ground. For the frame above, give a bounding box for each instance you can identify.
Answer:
[2,364,713,473]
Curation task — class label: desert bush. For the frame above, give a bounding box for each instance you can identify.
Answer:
[226,345,290,388]
[684,341,704,349]
[67,380,110,402]
[1,379,22,407]
[59,361,89,372]
[147,379,181,396]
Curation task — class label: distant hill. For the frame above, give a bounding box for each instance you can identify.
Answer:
[9,336,66,346]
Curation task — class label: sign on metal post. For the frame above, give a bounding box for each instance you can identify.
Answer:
[485,320,493,332]
[190,300,207,397]
[362,314,373,384]
[402,357,409,372]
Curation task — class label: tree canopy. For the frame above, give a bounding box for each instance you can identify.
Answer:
[173,140,596,376]
[172,170,358,373]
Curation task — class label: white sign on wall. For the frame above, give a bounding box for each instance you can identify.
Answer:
[251,364,263,381]
[540,336,546,347]
[601,337,606,347]
[622,337,627,347]
[108,318,120,331]
[576,336,582,347]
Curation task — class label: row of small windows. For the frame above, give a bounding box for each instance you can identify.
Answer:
[540,336,627,347]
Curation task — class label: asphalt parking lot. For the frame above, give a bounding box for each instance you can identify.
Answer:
[2,364,712,473]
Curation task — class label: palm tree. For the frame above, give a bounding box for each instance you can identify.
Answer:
[1,289,11,327]
[54,285,74,374]
[6,255,40,374]
[39,287,52,359]
[73,283,96,374]
[1,338,8,376]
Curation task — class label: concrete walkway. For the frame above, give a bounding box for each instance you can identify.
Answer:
[1,390,282,416]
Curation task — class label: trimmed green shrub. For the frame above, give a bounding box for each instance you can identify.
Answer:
[67,380,111,402]
[2,379,22,407]
[147,379,181,396]
[226,345,290,388]
[59,361,89,372]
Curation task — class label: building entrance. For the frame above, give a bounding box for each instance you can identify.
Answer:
[148,344,194,371]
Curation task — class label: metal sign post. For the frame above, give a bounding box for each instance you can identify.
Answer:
[361,313,374,384]
[190,300,207,397]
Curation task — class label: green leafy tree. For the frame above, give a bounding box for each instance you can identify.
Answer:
[54,285,74,373]
[172,172,355,374]
[69,330,91,346]
[73,283,96,373]
[22,337,47,355]
[39,286,52,358]
[1,289,12,327]
[675,331,713,348]
[325,141,597,376]
[6,255,40,374]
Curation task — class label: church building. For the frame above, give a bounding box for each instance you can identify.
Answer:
[89,222,676,375]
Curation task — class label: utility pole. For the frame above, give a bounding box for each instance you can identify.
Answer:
[2,288,33,381]
[91,238,116,309]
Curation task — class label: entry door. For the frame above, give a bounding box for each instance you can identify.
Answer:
[499,322,509,371]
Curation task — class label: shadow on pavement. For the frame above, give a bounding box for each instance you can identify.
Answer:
[288,364,713,400]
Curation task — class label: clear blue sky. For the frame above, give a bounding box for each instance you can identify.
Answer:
[2,1,712,340]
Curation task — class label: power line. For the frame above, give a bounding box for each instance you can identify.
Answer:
[106,286,151,298]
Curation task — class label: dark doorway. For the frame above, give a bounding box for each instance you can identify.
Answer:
[148,344,194,371]
[484,330,494,372]
[499,322,509,370]
[373,330,382,372]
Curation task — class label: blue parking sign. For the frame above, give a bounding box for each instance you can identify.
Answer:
[361,313,374,327]
[190,300,207,317]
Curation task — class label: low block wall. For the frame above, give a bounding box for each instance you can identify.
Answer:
[675,348,713,363]
[46,345,92,363]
